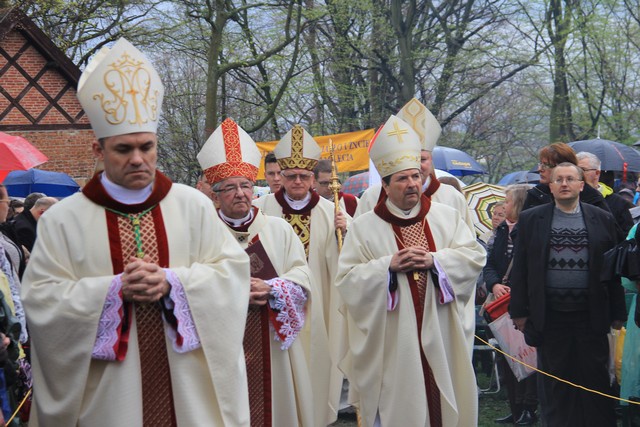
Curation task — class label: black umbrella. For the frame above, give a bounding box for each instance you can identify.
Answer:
[568,139,640,172]
[497,170,540,186]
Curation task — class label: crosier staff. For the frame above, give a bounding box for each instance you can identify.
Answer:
[328,140,343,251]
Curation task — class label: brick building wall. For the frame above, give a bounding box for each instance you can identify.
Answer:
[0,9,96,186]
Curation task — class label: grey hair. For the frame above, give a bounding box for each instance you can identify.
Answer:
[576,151,601,170]
[33,197,57,209]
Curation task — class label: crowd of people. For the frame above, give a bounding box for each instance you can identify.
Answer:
[0,37,638,427]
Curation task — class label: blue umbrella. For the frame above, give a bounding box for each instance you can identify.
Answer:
[498,171,540,186]
[2,169,80,197]
[432,146,486,176]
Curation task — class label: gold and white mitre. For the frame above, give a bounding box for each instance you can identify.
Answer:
[396,98,441,152]
[197,118,261,184]
[368,115,421,178]
[77,38,164,139]
[273,124,321,171]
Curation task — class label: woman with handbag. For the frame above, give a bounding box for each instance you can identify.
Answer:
[483,184,538,425]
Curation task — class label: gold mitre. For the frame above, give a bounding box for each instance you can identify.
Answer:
[396,98,441,152]
[77,38,164,139]
[273,124,321,171]
[197,118,261,184]
[368,115,421,178]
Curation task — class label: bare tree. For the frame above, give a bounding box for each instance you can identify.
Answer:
[20,0,173,66]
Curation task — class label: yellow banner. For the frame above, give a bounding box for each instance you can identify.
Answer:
[256,128,375,179]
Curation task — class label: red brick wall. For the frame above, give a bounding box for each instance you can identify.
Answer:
[11,130,98,184]
[0,30,96,185]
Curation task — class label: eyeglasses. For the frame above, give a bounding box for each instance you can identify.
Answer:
[214,183,253,195]
[552,177,582,185]
[581,168,597,172]
[538,162,556,170]
[280,171,313,182]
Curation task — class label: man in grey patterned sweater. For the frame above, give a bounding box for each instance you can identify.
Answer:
[510,162,627,427]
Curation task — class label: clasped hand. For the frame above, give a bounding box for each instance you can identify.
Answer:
[121,255,170,303]
[389,246,433,273]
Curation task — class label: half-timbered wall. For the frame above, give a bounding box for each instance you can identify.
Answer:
[0,10,96,183]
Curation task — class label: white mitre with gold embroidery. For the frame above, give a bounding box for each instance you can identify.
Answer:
[368,115,421,178]
[273,124,321,171]
[197,118,261,184]
[396,98,441,152]
[77,38,164,139]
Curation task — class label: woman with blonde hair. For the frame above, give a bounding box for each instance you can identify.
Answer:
[484,184,538,425]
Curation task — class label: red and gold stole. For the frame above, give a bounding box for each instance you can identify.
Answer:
[83,172,177,427]
[224,207,273,427]
[374,194,442,427]
[274,189,320,259]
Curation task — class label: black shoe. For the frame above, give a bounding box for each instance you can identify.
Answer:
[494,413,514,424]
[515,409,536,426]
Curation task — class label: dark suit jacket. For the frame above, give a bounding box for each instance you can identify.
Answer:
[483,220,517,294]
[509,202,627,335]
[12,209,37,252]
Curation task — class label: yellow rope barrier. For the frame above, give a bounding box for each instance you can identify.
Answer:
[4,387,31,426]
[474,334,640,405]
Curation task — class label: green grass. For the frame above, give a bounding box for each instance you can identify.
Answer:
[476,367,529,426]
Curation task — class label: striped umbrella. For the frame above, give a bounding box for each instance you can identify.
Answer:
[462,182,506,237]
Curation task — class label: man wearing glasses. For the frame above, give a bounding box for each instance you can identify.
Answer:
[312,159,358,217]
[510,162,626,427]
[197,118,321,426]
[523,142,610,214]
[576,151,634,235]
[253,125,348,425]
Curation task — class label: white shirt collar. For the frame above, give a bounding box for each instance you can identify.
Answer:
[219,208,254,227]
[100,173,153,205]
[422,175,431,192]
[283,191,312,210]
[385,198,421,218]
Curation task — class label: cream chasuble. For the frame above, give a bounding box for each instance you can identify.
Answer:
[22,172,251,427]
[253,190,345,426]
[353,178,478,354]
[223,207,316,426]
[336,195,485,427]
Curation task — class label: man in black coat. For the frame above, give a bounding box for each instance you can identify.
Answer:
[510,163,627,427]
[13,196,57,253]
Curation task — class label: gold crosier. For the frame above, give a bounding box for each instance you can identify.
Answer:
[328,140,343,251]
[94,51,160,126]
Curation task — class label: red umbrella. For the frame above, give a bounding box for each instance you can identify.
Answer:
[0,132,48,182]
